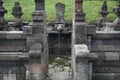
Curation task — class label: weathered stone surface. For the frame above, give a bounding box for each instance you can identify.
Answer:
[25,0,48,80]
[75,11,86,22]
[54,3,65,31]
[29,43,43,58]
[93,66,120,73]
[0,39,26,52]
[48,33,71,55]
[3,74,16,80]
[93,73,120,80]
[114,25,120,31]
[23,25,33,34]
[55,3,65,24]
[32,11,45,22]
[101,22,114,31]
[26,61,47,80]
[85,25,96,34]
[72,0,120,80]
[75,44,89,57]
[76,73,88,80]
[75,0,86,22]
[74,23,87,44]
[34,0,45,11]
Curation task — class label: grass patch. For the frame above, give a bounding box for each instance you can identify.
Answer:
[84,1,116,22]
[3,0,117,22]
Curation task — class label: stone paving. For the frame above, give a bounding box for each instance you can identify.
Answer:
[47,56,72,80]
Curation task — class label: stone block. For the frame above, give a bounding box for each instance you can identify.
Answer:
[75,44,89,57]
[76,62,89,73]
[93,73,120,80]
[75,24,87,44]
[3,74,16,80]
[0,39,26,52]
[85,25,96,34]
[76,73,88,80]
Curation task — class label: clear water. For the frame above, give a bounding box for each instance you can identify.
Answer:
[47,55,72,80]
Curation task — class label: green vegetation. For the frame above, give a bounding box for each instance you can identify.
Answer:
[84,1,116,22]
[4,0,116,22]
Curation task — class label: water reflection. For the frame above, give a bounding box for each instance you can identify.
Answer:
[47,55,72,80]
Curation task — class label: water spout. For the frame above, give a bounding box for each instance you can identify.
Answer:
[57,24,64,32]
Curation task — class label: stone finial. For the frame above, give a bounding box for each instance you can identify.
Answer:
[75,0,86,22]
[99,0,109,17]
[0,0,6,11]
[0,0,7,30]
[32,0,45,22]
[98,0,109,28]
[12,2,23,23]
[113,0,120,25]
[34,0,45,11]
[0,0,7,16]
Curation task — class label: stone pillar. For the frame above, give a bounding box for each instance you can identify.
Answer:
[12,2,23,29]
[98,0,109,28]
[74,0,85,22]
[113,0,120,26]
[72,0,89,80]
[0,0,7,30]
[23,0,48,80]
[74,0,87,45]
